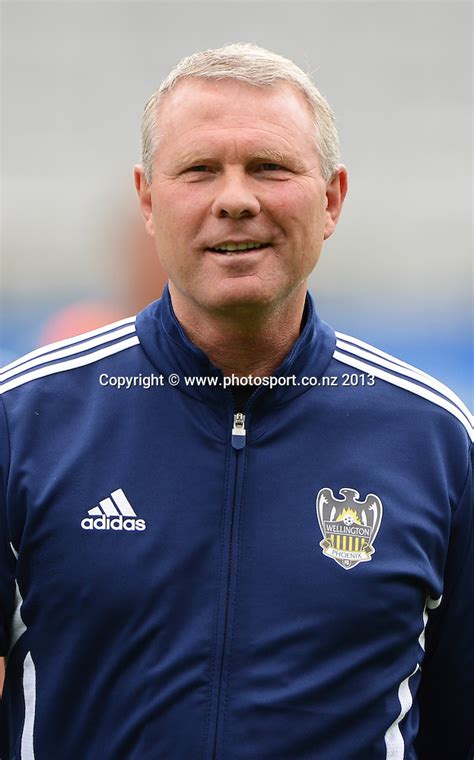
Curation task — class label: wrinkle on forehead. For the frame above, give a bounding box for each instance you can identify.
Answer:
[160,127,319,174]
[172,140,299,165]
[158,79,317,140]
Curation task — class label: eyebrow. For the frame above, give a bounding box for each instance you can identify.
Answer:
[248,149,307,172]
[247,148,288,163]
[171,154,210,173]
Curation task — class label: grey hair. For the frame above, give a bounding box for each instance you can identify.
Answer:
[141,42,340,183]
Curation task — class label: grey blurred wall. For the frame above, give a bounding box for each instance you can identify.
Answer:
[1,1,472,402]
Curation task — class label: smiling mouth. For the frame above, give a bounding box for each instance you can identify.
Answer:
[208,242,271,254]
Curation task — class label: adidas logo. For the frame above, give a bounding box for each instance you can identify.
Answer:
[81,489,146,531]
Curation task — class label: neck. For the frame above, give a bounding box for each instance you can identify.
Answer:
[168,283,308,377]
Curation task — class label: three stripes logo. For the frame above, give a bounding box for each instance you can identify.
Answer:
[81,488,146,532]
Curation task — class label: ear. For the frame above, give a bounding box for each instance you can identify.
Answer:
[134,165,155,238]
[323,165,348,240]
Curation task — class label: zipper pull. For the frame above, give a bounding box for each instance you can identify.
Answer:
[231,412,246,449]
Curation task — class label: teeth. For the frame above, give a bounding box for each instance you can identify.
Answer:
[213,242,267,252]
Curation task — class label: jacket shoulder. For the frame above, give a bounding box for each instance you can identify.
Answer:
[333,331,473,443]
[0,316,139,398]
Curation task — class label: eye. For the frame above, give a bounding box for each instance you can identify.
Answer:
[260,163,286,171]
[187,165,211,172]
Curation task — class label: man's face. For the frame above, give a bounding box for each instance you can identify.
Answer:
[135,78,346,316]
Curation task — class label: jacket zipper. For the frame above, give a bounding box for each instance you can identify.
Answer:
[231,412,246,450]
[209,412,247,760]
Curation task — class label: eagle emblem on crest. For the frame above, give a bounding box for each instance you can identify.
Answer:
[316,487,383,570]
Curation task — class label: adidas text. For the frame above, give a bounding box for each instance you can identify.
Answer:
[81,515,146,531]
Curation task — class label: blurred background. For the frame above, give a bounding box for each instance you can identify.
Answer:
[1,0,472,404]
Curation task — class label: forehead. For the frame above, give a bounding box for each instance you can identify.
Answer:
[155,78,318,159]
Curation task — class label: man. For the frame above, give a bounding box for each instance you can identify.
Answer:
[0,43,472,760]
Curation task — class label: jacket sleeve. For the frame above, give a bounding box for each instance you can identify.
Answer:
[0,396,16,659]
[415,444,474,760]
[0,397,17,757]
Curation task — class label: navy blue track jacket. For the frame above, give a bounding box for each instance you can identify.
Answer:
[0,288,472,760]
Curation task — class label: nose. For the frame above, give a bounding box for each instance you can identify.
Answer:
[211,170,261,219]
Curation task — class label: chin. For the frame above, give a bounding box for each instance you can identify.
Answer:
[206,281,282,312]
[206,294,292,322]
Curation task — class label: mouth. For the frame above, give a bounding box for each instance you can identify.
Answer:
[207,241,271,255]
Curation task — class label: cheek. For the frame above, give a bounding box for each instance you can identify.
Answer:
[153,188,206,239]
[266,184,325,232]
[271,188,325,272]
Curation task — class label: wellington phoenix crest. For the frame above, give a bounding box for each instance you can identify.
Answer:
[316,487,383,570]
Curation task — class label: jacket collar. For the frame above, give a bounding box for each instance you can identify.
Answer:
[135,285,335,408]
